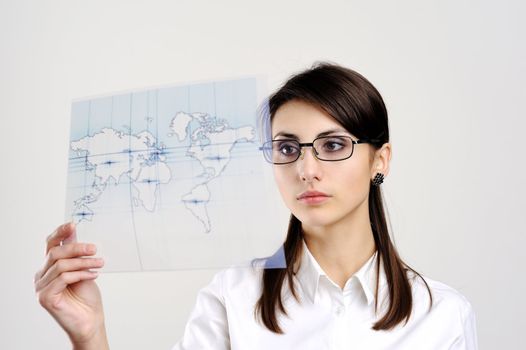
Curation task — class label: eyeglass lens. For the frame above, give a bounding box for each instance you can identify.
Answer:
[263,136,355,164]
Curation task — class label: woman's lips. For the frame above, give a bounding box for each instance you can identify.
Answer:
[297,191,331,204]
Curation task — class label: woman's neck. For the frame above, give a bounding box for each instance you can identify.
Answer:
[302,201,376,289]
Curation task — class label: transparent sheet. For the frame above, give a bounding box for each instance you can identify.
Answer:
[64,77,287,272]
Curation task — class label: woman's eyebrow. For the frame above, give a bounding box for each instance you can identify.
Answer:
[272,128,350,139]
[272,131,298,139]
[317,128,350,137]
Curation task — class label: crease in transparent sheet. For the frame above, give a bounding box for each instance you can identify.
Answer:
[64,77,287,272]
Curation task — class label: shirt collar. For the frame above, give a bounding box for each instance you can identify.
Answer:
[295,240,384,306]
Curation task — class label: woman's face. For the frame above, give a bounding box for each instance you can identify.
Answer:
[271,99,384,231]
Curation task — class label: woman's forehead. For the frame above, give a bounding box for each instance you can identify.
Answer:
[271,100,351,139]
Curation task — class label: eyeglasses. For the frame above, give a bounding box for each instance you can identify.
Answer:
[260,135,371,165]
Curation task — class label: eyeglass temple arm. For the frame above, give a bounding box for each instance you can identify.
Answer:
[355,138,383,144]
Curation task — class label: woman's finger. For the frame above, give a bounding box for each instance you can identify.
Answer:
[39,243,97,279]
[37,270,99,309]
[35,222,75,283]
[46,223,76,254]
[36,257,104,292]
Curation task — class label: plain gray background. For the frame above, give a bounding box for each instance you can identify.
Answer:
[1,0,525,349]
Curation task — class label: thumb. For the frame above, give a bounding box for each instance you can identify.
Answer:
[61,222,78,245]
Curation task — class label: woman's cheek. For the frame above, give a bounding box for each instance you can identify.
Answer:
[274,173,295,210]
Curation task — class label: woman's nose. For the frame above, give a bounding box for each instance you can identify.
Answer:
[297,146,322,182]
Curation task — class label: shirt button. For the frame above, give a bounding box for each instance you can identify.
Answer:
[335,306,344,316]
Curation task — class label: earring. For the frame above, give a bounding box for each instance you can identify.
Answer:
[372,173,384,186]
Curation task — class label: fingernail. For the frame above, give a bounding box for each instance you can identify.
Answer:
[86,244,96,254]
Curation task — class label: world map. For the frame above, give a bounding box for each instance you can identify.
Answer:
[70,112,255,233]
[65,78,287,272]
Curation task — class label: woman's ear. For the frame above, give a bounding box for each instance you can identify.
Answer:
[371,143,392,178]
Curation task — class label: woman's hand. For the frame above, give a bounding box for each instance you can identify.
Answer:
[34,223,109,350]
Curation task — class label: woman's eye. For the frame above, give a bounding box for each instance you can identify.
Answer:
[280,145,298,155]
[322,139,346,152]
[276,142,299,156]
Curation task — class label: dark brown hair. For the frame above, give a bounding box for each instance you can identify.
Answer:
[255,62,433,333]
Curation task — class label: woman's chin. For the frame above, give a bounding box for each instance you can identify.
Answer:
[295,215,337,231]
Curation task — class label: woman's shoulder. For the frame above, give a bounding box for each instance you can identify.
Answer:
[403,271,478,347]
[407,270,475,320]
[203,265,264,300]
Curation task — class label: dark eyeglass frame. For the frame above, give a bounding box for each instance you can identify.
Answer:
[260,135,375,165]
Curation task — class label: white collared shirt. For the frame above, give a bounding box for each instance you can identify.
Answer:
[173,242,478,349]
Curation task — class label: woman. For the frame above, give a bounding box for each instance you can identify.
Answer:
[34,63,478,349]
